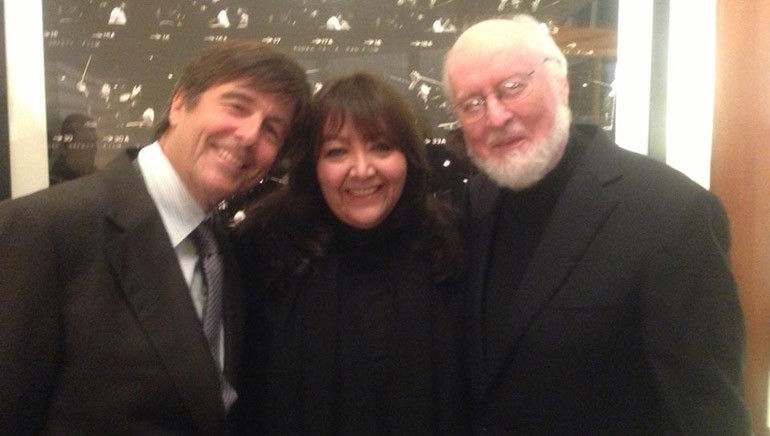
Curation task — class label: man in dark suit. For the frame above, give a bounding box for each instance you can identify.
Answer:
[0,40,310,434]
[443,15,751,435]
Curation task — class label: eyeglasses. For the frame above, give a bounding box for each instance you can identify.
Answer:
[451,69,537,124]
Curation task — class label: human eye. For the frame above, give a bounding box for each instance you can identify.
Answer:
[224,99,250,116]
[370,140,394,154]
[459,96,485,116]
[220,90,256,116]
[261,120,286,144]
[320,140,347,159]
[498,77,528,100]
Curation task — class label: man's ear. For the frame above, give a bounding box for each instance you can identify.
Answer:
[168,91,186,127]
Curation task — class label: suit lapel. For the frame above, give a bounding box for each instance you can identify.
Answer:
[467,175,501,402]
[216,225,245,388]
[475,128,623,400]
[101,153,226,434]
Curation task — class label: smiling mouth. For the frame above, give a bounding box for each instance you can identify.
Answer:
[489,135,528,153]
[498,134,525,146]
[347,186,379,197]
[217,147,245,169]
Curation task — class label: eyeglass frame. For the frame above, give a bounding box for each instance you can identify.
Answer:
[450,59,552,125]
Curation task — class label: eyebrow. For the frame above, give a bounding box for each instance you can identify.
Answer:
[265,112,291,135]
[221,89,292,132]
[220,89,256,104]
[456,71,535,100]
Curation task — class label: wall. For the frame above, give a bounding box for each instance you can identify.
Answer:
[0,0,9,199]
[712,1,770,434]
[3,0,48,198]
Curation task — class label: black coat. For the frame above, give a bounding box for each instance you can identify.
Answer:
[0,151,244,435]
[465,125,750,435]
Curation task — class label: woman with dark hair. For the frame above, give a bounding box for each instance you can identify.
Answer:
[235,71,468,435]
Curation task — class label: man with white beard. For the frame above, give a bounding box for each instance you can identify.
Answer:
[443,14,750,435]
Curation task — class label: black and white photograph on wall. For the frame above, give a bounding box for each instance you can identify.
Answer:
[42,0,618,203]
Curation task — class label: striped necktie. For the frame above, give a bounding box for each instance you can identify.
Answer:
[190,218,238,410]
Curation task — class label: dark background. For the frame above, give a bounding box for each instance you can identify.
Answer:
[40,0,618,203]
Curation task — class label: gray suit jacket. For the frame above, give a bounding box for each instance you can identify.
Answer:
[0,151,244,435]
[466,125,750,435]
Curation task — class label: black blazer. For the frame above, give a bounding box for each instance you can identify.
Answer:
[0,151,244,435]
[466,125,750,435]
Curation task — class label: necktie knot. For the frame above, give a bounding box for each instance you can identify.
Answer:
[191,218,218,259]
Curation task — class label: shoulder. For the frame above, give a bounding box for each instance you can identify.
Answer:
[0,153,147,237]
[0,174,105,224]
[573,125,730,248]
[575,124,717,212]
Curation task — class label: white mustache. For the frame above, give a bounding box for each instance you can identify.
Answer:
[486,124,526,148]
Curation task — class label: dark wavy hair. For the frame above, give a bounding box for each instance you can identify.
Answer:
[154,40,312,151]
[236,71,464,291]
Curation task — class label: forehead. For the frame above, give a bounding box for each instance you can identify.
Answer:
[447,23,541,94]
[448,49,540,100]
[201,78,263,97]
[208,79,295,111]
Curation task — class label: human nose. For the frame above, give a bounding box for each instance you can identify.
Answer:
[235,112,264,145]
[349,150,374,177]
[483,93,512,127]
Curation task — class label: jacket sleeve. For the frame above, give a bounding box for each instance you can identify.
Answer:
[641,191,751,435]
[0,199,63,433]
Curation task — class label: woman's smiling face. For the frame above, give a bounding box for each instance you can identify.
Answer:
[316,116,407,230]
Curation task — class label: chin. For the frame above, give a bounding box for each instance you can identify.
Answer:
[345,215,385,230]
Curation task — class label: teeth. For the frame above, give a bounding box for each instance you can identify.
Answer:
[348,187,377,197]
[218,147,244,168]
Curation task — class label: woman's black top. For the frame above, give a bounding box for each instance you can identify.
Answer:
[237,222,468,435]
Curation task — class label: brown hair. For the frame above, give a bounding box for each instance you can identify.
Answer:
[291,71,430,228]
[154,40,311,142]
[238,71,465,288]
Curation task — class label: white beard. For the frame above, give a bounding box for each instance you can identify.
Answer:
[469,105,572,191]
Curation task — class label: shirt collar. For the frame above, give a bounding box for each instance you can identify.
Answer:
[136,141,207,247]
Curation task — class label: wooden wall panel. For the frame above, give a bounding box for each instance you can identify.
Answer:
[712,1,770,434]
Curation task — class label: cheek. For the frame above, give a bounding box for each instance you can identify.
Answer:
[255,143,280,167]
[527,105,558,138]
[316,162,340,195]
[397,161,408,185]
[462,128,489,156]
[389,157,408,194]
[524,89,561,131]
